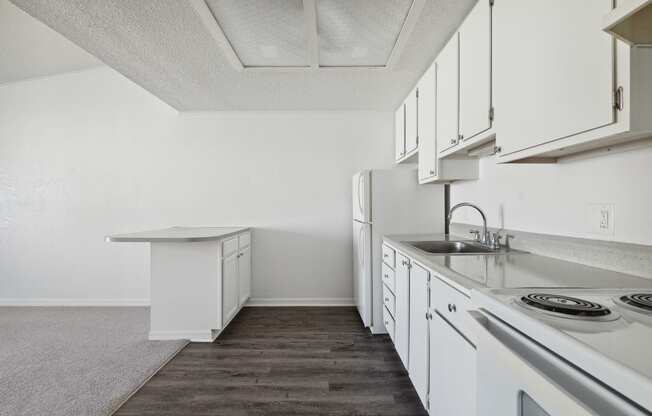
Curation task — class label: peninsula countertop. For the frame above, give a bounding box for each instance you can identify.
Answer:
[106,226,250,243]
[383,233,652,296]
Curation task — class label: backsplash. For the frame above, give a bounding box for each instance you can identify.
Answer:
[451,223,652,280]
[450,147,652,247]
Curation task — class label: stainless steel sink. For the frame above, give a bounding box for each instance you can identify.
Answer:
[405,240,497,254]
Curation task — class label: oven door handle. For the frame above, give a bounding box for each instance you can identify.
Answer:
[467,310,647,416]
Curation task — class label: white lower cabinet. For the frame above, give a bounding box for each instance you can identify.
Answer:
[428,312,476,416]
[238,245,251,305]
[222,248,239,327]
[408,262,430,410]
[221,231,252,328]
[384,240,478,415]
[394,253,410,368]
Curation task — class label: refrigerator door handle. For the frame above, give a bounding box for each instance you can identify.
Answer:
[358,226,365,268]
[357,174,364,217]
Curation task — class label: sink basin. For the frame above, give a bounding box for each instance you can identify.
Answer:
[405,240,496,254]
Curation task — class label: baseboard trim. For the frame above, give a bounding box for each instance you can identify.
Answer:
[245,297,355,307]
[148,330,216,343]
[0,298,151,307]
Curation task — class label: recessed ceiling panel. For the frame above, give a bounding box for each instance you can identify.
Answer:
[205,0,308,67]
[317,0,413,67]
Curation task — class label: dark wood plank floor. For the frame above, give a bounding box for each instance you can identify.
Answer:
[115,307,427,416]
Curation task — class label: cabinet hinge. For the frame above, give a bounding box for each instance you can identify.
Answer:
[407,262,412,270]
[614,86,624,111]
[489,0,494,6]
[489,106,495,122]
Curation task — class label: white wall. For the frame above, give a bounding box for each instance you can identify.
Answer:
[0,67,395,305]
[451,149,652,246]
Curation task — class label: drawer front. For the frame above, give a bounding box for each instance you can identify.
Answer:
[383,284,396,318]
[382,244,396,268]
[222,236,238,258]
[430,274,474,342]
[383,306,395,340]
[382,262,395,293]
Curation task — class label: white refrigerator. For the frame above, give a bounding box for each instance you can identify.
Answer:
[352,168,444,334]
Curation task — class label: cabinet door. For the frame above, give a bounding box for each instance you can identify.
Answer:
[395,104,406,160]
[418,63,437,181]
[238,246,251,306]
[459,0,492,142]
[494,0,614,157]
[405,88,419,153]
[222,252,239,326]
[429,312,476,416]
[408,263,430,410]
[436,33,460,155]
[394,253,410,368]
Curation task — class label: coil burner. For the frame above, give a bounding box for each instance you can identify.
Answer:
[617,293,652,314]
[518,293,612,320]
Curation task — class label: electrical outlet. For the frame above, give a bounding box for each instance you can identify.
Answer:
[588,204,615,236]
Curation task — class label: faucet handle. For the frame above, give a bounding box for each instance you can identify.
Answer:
[489,232,503,249]
[469,230,481,242]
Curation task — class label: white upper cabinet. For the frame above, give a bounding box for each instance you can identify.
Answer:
[459,0,492,143]
[436,33,460,156]
[495,0,614,157]
[395,88,419,164]
[394,104,405,160]
[418,61,479,184]
[405,88,419,154]
[417,64,437,182]
[603,0,652,45]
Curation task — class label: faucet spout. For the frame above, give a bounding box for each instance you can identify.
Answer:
[448,202,488,244]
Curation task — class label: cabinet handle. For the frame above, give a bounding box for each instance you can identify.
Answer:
[384,274,389,278]
[448,303,457,313]
[450,138,456,145]
[459,134,464,141]
[383,253,388,258]
[385,297,390,302]
[429,170,435,175]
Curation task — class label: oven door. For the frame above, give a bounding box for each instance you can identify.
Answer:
[468,310,648,416]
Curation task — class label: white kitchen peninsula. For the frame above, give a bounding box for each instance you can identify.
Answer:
[107,227,252,342]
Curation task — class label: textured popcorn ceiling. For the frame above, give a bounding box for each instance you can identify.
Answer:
[9,0,475,111]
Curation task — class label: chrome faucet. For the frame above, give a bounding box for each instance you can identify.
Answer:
[447,202,502,249]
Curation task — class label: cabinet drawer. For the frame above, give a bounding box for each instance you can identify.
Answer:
[382,262,395,293]
[382,244,396,268]
[238,231,251,249]
[383,306,395,340]
[430,275,474,342]
[222,237,238,258]
[383,284,396,318]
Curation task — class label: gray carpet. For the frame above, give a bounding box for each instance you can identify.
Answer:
[0,307,188,416]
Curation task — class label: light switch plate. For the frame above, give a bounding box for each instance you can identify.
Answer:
[588,203,615,236]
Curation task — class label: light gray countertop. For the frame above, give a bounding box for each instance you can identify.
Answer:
[383,233,652,296]
[106,226,250,243]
